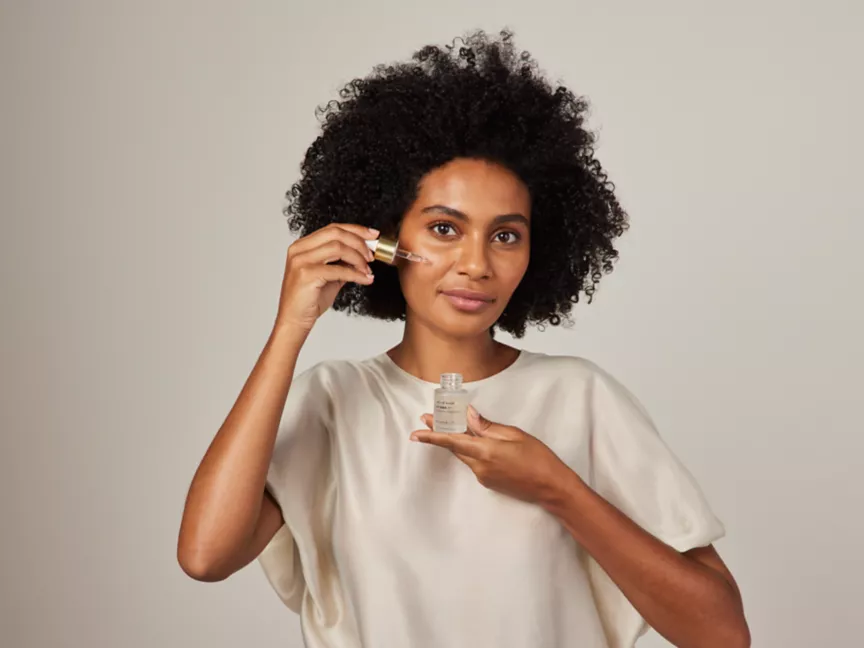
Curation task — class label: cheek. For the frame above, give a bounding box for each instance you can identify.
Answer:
[397,258,445,301]
[408,237,446,263]
[404,239,454,276]
[496,253,530,291]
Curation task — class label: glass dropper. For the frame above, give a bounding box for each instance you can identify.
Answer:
[365,237,430,265]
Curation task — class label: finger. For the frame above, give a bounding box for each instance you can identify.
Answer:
[294,240,373,275]
[409,430,487,458]
[327,223,380,262]
[467,405,499,438]
[290,224,377,263]
[453,452,483,472]
[421,413,477,436]
[312,264,374,286]
[329,223,380,240]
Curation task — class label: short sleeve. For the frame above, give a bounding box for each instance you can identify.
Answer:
[585,367,726,648]
[257,363,333,614]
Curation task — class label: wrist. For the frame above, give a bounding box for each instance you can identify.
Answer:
[539,463,590,515]
[269,320,310,350]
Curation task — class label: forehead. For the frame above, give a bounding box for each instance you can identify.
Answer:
[413,158,531,218]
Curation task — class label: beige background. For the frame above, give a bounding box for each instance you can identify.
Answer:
[1,1,862,646]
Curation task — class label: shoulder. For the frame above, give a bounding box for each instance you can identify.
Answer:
[291,355,384,393]
[520,350,615,384]
[520,350,641,404]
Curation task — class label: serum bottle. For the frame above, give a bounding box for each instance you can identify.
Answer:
[433,373,469,433]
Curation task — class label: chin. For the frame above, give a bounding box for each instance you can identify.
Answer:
[427,311,500,340]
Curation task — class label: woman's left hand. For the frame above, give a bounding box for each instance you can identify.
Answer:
[411,405,573,505]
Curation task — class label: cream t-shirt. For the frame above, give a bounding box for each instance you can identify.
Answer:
[258,349,725,648]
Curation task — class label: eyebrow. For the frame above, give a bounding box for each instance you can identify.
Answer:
[420,204,530,228]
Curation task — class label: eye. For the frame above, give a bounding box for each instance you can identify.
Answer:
[494,231,521,244]
[430,222,458,237]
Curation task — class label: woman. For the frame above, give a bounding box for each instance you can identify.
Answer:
[178,30,750,648]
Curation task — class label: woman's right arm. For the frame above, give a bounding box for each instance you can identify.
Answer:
[177,223,378,582]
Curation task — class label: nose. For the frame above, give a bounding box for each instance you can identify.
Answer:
[454,234,492,280]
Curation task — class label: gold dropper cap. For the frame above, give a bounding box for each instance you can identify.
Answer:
[367,236,398,264]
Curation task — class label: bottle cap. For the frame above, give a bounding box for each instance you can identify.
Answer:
[365,237,398,264]
[440,373,463,390]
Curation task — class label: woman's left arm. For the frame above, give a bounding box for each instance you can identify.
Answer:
[544,466,749,648]
[411,407,750,648]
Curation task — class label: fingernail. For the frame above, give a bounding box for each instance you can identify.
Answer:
[468,405,479,420]
[410,433,419,442]
[367,227,380,237]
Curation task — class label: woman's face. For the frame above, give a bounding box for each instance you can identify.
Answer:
[396,158,531,340]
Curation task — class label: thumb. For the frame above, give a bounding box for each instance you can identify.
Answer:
[467,405,505,439]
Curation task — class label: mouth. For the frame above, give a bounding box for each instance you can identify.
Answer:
[440,289,496,313]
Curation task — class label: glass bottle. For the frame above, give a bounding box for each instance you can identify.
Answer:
[433,373,469,433]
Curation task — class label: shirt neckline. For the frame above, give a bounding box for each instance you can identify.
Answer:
[376,348,531,388]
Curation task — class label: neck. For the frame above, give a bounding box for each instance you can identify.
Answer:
[387,311,520,383]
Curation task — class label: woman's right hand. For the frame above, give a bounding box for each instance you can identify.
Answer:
[275,223,378,333]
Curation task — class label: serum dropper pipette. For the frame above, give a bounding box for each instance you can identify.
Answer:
[365,237,430,265]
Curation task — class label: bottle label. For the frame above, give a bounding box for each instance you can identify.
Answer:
[434,392,468,433]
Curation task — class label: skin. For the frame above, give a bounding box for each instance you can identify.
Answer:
[178,157,749,647]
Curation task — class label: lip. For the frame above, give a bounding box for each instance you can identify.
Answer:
[440,289,496,313]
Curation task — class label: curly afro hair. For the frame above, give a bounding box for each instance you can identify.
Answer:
[283,29,628,338]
